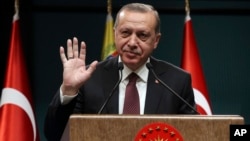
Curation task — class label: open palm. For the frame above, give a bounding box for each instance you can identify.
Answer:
[60,37,98,95]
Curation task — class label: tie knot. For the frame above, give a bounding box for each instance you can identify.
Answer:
[129,73,138,83]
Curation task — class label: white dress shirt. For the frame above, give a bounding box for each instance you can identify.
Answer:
[118,58,149,115]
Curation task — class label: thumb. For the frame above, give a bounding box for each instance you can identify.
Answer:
[87,60,98,74]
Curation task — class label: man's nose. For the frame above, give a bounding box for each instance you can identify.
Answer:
[127,34,138,47]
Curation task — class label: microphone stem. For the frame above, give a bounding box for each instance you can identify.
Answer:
[98,64,123,114]
[147,63,199,114]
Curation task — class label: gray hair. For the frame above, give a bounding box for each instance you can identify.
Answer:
[114,3,161,34]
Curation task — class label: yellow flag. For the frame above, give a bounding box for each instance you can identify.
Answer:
[101,13,117,60]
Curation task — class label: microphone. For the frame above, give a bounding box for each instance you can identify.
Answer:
[146,63,199,114]
[98,62,124,114]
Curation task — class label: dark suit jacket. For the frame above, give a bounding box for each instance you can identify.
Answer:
[44,56,196,141]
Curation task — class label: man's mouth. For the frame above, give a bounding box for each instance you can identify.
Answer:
[123,50,140,56]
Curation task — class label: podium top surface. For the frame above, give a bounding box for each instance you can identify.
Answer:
[70,114,244,121]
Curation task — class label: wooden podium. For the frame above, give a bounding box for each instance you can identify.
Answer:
[62,114,244,141]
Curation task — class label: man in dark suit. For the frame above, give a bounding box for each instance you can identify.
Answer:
[44,3,196,141]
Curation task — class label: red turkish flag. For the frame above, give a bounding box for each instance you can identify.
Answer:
[181,14,212,115]
[0,12,40,141]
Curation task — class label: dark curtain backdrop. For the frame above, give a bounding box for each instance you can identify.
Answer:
[1,0,250,140]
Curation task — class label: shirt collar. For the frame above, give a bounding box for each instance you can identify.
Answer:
[118,56,149,82]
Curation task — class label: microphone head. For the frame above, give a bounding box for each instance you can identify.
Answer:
[118,62,124,70]
[146,62,153,69]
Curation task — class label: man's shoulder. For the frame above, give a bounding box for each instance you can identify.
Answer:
[90,56,118,73]
[150,57,190,76]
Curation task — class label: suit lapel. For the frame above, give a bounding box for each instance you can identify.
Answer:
[144,57,166,114]
[144,70,165,114]
[101,57,119,114]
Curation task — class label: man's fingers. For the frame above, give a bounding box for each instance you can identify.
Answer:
[67,39,73,58]
[60,46,67,64]
[73,37,79,58]
[79,41,86,63]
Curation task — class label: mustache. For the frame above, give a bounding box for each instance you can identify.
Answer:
[122,47,142,55]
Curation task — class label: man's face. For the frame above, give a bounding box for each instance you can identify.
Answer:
[114,10,161,71]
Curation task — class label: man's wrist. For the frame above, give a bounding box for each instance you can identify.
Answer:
[59,86,78,105]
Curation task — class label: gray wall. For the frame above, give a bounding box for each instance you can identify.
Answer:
[1,0,250,140]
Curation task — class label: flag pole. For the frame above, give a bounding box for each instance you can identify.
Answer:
[14,0,20,21]
[15,0,19,14]
[184,0,191,22]
[185,0,190,16]
[107,0,112,15]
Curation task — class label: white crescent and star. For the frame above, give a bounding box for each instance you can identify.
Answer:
[193,88,212,115]
[0,88,36,141]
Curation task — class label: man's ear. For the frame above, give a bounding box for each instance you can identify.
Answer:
[154,33,161,49]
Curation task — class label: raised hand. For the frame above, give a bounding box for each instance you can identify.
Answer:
[60,37,98,96]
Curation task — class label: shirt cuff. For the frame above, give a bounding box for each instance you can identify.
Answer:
[60,87,78,105]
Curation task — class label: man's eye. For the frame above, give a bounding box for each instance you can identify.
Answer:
[121,31,130,37]
[139,33,149,40]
